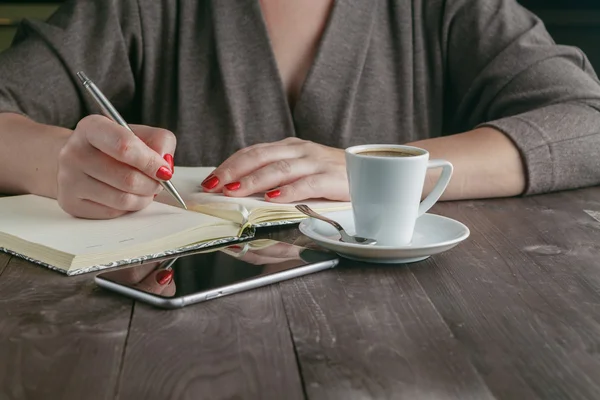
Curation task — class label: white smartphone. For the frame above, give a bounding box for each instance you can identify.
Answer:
[94,239,339,309]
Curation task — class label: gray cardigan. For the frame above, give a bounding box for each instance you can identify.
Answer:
[1,0,600,195]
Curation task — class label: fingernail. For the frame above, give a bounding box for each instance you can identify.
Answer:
[266,189,281,199]
[225,182,241,191]
[229,245,242,249]
[154,194,157,198]
[202,176,219,190]
[156,270,173,285]
[164,154,174,171]
[156,166,173,181]
[201,174,214,185]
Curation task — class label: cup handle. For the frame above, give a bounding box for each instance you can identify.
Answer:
[418,159,453,216]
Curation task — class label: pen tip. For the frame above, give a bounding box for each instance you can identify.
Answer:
[76,71,89,84]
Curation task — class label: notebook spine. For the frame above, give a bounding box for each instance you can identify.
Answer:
[0,247,71,275]
[0,234,251,276]
[252,218,305,228]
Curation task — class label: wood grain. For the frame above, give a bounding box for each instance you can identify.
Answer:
[116,284,304,400]
[0,253,9,276]
[2,188,600,399]
[413,193,600,400]
[279,263,494,400]
[0,257,132,400]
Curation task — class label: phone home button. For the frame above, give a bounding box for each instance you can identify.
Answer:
[206,291,224,300]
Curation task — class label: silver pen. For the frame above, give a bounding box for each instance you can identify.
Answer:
[76,71,187,210]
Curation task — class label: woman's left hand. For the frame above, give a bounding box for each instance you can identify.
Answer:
[201,138,350,202]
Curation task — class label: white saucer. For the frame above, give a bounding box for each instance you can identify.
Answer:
[299,210,470,264]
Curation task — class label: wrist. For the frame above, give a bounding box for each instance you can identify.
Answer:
[0,113,72,197]
[29,131,71,197]
[407,127,525,201]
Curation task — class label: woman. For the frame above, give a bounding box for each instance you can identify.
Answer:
[0,0,599,219]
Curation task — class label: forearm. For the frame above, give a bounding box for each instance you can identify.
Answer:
[0,113,71,197]
[410,127,526,200]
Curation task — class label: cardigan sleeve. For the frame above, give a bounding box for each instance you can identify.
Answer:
[442,0,600,194]
[0,0,143,129]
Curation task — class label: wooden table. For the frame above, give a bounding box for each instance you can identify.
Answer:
[1,189,600,400]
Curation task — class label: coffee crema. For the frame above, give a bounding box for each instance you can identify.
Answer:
[355,149,420,158]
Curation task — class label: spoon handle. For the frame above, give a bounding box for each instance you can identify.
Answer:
[295,205,345,233]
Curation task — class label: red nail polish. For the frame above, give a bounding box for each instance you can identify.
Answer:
[156,166,173,181]
[202,176,219,190]
[229,245,242,249]
[156,270,173,285]
[266,189,281,199]
[164,154,174,171]
[154,194,157,198]
[201,174,214,185]
[225,182,241,191]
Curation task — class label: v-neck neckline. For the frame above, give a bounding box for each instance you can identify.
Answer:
[210,0,377,143]
[252,0,340,119]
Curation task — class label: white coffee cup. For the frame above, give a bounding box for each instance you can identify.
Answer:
[345,144,453,246]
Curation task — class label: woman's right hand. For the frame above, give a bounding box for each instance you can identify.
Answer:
[57,115,176,219]
[107,261,176,297]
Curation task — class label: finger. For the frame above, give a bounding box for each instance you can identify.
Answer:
[211,142,273,176]
[223,157,321,197]
[75,144,162,196]
[106,263,158,285]
[135,269,175,295]
[231,249,288,265]
[233,141,274,156]
[160,280,177,297]
[77,115,172,181]
[56,168,126,219]
[227,243,300,264]
[220,139,300,167]
[130,124,177,169]
[58,198,127,220]
[252,242,302,259]
[202,138,307,190]
[202,144,304,192]
[292,235,323,250]
[76,174,154,212]
[265,173,351,203]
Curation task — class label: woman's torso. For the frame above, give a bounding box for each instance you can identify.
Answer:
[132,0,449,166]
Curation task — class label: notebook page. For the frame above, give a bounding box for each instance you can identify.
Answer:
[0,195,230,256]
[157,167,351,212]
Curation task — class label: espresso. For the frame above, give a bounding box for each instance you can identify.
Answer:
[356,149,419,158]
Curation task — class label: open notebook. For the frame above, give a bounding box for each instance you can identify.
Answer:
[0,167,350,275]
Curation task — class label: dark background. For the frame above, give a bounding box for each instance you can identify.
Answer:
[2,0,600,7]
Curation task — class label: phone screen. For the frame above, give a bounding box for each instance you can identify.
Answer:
[96,239,337,299]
